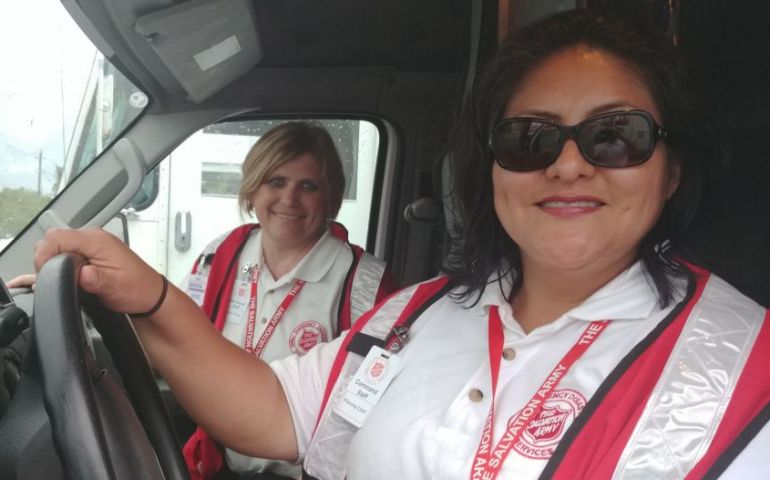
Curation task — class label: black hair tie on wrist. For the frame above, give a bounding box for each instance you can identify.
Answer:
[130,275,169,317]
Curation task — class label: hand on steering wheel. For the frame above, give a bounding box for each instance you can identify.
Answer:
[34,253,189,479]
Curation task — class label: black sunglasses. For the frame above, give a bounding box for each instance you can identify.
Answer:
[489,110,669,172]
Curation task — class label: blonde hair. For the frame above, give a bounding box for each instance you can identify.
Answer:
[238,121,346,219]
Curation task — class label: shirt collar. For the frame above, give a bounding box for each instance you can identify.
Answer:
[565,262,660,322]
[476,272,513,311]
[256,229,344,285]
[475,261,662,327]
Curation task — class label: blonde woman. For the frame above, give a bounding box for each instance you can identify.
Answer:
[181,121,395,479]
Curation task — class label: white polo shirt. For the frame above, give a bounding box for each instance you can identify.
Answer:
[272,262,687,479]
[219,228,353,359]
[187,228,354,359]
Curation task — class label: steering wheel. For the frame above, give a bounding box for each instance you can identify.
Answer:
[33,253,189,479]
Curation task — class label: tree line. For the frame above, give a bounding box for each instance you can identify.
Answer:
[0,188,51,238]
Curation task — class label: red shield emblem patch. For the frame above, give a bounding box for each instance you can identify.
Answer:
[525,403,571,443]
[289,321,328,355]
[365,357,389,383]
[513,388,586,459]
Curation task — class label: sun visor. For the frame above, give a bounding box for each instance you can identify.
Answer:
[135,0,261,103]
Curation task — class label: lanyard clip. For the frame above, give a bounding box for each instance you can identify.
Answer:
[195,254,212,275]
[241,262,256,281]
[387,325,409,353]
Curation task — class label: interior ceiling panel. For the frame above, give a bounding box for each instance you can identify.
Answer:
[678,0,770,119]
[250,0,471,70]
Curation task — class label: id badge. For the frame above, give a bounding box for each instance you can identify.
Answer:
[333,346,403,428]
[187,274,207,306]
[225,279,251,325]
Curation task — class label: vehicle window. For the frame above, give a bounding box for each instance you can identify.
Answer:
[201,162,242,196]
[126,118,380,286]
[0,2,147,251]
[126,168,161,212]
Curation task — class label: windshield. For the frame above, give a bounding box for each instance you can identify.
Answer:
[0,2,147,251]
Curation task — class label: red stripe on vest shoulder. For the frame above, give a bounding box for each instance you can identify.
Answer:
[201,224,258,326]
[338,242,364,333]
[329,221,350,243]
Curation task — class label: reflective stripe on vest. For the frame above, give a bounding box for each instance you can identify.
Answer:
[348,252,386,322]
[611,273,766,479]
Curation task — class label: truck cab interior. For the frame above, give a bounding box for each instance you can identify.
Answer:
[0,0,767,478]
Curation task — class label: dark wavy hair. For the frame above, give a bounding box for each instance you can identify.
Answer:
[443,9,723,306]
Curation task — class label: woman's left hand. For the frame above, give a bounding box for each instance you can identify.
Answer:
[6,273,37,291]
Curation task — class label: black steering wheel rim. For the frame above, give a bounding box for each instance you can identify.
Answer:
[33,253,188,479]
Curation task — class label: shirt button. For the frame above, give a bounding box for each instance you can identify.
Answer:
[502,348,516,360]
[260,317,267,324]
[469,388,484,402]
[267,290,274,294]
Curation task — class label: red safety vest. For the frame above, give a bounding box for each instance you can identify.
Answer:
[302,267,770,480]
[183,222,395,480]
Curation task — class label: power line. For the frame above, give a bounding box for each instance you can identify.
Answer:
[0,136,55,162]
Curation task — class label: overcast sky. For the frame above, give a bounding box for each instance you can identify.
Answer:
[0,1,96,195]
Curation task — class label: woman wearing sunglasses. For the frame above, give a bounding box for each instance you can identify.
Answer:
[33,9,769,480]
